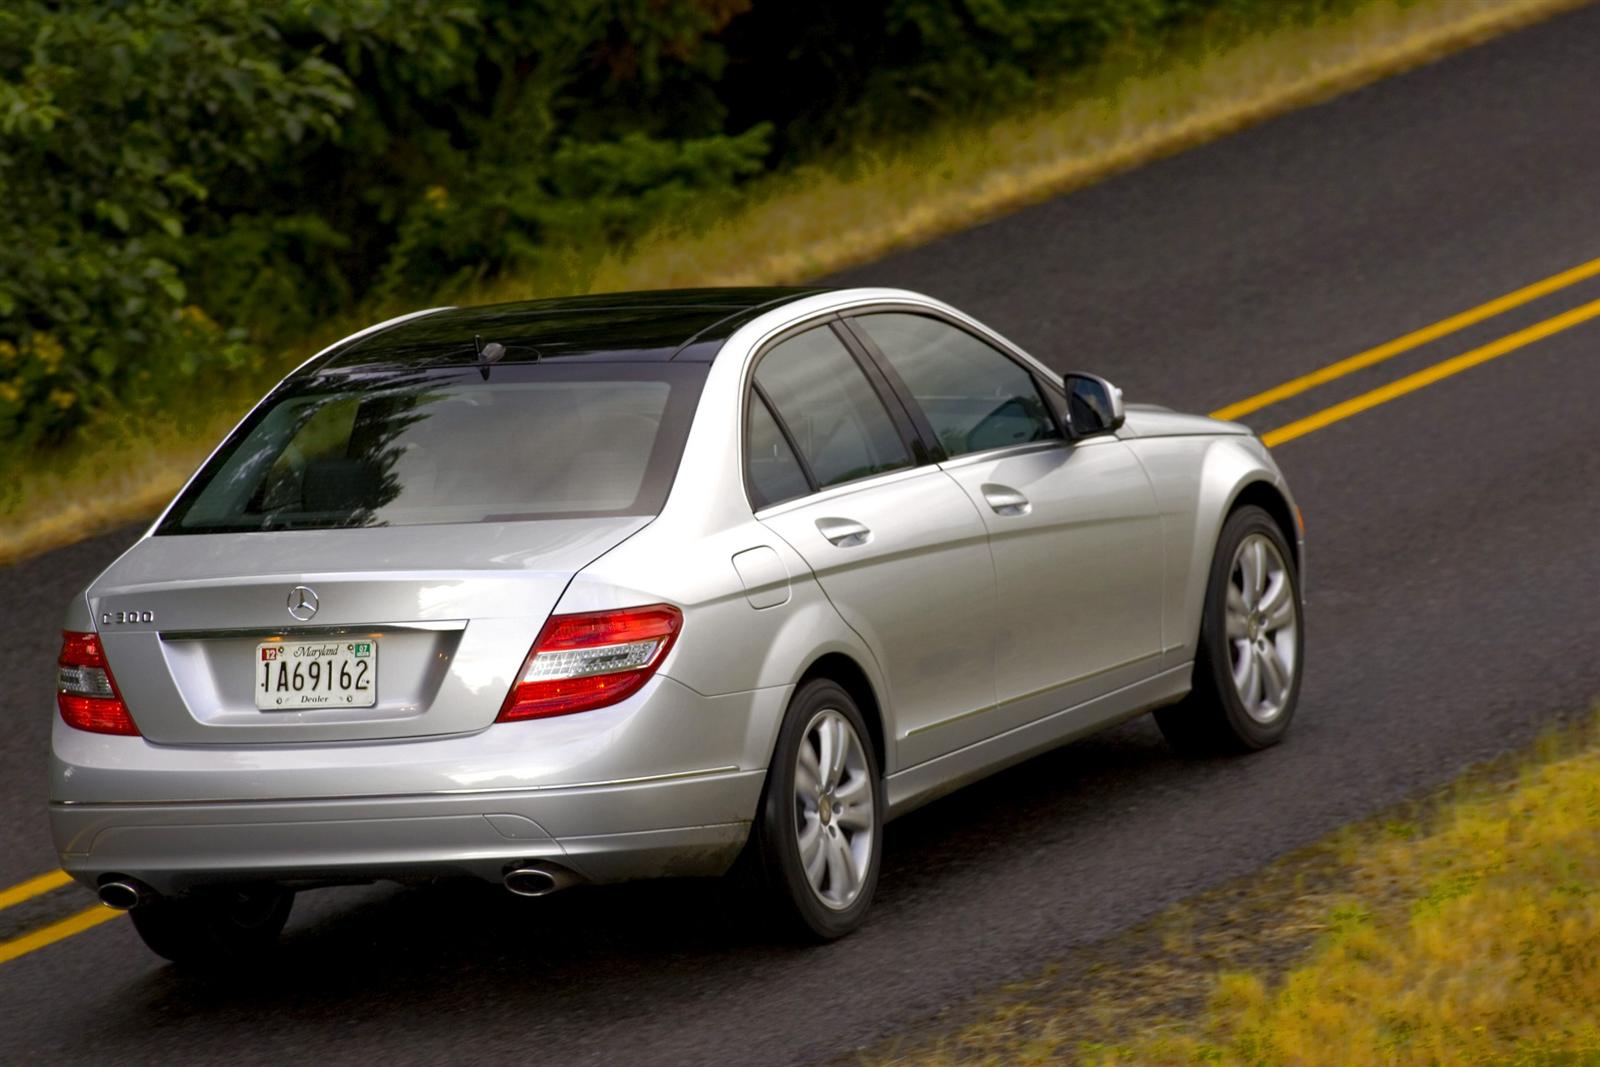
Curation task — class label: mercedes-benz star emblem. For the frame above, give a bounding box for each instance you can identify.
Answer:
[286,585,320,622]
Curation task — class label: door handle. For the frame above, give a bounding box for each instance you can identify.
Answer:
[816,517,873,548]
[981,483,1031,516]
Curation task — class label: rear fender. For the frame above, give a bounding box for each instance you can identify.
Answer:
[558,522,896,773]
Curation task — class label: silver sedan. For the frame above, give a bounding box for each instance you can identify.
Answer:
[50,286,1304,961]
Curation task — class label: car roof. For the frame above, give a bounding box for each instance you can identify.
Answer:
[309,288,828,373]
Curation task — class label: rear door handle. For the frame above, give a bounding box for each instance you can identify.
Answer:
[981,483,1031,516]
[816,517,873,547]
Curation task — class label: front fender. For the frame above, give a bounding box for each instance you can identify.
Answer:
[1128,434,1299,666]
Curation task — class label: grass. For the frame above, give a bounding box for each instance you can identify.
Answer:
[866,712,1600,1066]
[1,0,1590,565]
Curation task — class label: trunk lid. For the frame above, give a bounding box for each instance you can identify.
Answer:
[86,518,646,744]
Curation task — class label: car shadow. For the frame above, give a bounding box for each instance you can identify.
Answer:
[104,714,1258,1045]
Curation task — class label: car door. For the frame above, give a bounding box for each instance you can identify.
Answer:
[746,320,999,766]
[845,311,1166,726]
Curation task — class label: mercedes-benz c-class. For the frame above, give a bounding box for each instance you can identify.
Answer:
[51,287,1305,962]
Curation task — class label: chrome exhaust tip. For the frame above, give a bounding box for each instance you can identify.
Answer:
[97,879,150,911]
[502,864,580,898]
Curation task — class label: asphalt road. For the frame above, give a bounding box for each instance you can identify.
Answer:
[5,5,1600,1063]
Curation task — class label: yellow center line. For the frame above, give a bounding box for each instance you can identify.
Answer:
[1262,296,1600,448]
[0,905,120,967]
[1213,255,1600,422]
[0,869,71,912]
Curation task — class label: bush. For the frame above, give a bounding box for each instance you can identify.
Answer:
[0,0,762,452]
[0,0,1364,458]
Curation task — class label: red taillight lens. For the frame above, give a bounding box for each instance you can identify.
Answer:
[497,605,683,722]
[57,631,139,736]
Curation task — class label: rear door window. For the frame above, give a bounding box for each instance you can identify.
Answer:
[752,325,913,490]
[850,312,1059,457]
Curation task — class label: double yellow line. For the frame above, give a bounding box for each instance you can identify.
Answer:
[1227,255,1600,444]
[0,870,117,967]
[3,254,1600,972]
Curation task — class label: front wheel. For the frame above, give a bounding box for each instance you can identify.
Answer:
[129,884,294,967]
[1155,505,1303,754]
[750,679,883,940]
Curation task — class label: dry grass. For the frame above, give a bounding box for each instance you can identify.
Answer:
[868,715,1600,1066]
[1085,726,1600,1065]
[481,0,1592,299]
[1088,729,1600,1062]
[1,0,1590,564]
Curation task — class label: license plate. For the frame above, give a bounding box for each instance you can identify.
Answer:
[254,638,377,710]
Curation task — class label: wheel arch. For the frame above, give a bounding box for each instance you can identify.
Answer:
[1225,479,1301,571]
[1163,435,1302,663]
[796,652,888,777]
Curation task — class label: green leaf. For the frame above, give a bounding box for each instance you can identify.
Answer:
[95,200,131,233]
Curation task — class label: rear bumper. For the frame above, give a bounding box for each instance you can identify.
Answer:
[51,770,763,895]
[49,675,787,895]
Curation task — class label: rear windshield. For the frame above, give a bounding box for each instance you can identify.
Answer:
[158,363,707,534]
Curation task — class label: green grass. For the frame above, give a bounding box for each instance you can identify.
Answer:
[0,0,1587,564]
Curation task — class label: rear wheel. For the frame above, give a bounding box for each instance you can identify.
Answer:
[1156,505,1302,754]
[129,885,293,966]
[750,679,882,940]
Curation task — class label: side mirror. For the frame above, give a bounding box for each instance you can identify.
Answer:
[1061,372,1125,438]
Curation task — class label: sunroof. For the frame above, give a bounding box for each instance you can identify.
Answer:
[318,289,825,371]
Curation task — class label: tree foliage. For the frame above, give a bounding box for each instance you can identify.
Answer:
[0,0,1356,451]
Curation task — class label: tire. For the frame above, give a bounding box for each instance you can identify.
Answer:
[749,679,883,940]
[1155,504,1303,755]
[129,885,294,966]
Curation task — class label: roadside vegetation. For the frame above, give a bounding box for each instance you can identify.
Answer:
[871,712,1600,1065]
[0,0,1586,561]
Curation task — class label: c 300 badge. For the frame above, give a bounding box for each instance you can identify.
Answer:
[100,609,154,625]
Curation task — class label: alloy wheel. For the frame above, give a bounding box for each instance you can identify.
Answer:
[1224,533,1299,723]
[792,708,875,910]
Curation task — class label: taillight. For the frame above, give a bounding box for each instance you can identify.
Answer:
[57,631,139,736]
[497,605,682,722]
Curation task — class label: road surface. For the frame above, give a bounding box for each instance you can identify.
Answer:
[3,5,1599,1062]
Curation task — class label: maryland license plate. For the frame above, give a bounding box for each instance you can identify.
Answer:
[254,638,377,710]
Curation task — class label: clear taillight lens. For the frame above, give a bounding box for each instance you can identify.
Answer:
[57,631,139,736]
[497,605,682,722]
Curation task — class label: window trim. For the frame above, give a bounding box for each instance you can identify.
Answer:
[739,312,929,515]
[750,462,935,520]
[837,306,1071,458]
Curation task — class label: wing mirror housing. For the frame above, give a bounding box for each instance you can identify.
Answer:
[1061,372,1125,438]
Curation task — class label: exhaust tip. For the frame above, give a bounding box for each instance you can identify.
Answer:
[503,868,558,898]
[503,864,582,898]
[97,880,147,911]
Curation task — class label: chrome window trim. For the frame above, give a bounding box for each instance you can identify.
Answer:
[933,433,1119,473]
[751,463,938,521]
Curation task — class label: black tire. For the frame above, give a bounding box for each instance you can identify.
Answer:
[749,679,883,941]
[1155,505,1303,755]
[129,885,293,966]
